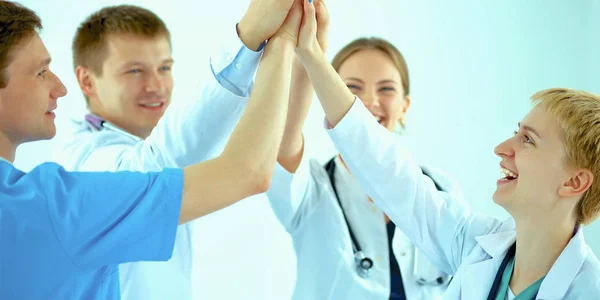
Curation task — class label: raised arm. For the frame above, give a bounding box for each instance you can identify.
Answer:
[276,0,329,173]
[179,0,304,224]
[294,0,501,275]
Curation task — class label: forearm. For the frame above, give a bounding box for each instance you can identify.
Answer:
[180,38,295,224]
[277,58,314,172]
[300,52,356,128]
[223,37,295,175]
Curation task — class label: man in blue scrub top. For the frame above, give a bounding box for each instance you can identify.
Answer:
[0,1,302,299]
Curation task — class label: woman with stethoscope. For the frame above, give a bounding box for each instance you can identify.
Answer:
[267,3,451,298]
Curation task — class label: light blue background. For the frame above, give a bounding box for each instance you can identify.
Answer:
[16,0,600,299]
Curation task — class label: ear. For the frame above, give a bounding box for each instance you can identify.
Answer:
[402,95,411,114]
[75,66,96,99]
[559,168,594,198]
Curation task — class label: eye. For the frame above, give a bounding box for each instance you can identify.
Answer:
[160,66,172,72]
[346,84,360,90]
[37,69,48,77]
[379,86,396,92]
[513,130,533,145]
[127,69,142,74]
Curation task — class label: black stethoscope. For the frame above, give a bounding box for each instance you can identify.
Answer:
[325,158,374,278]
[84,114,142,142]
[325,157,446,279]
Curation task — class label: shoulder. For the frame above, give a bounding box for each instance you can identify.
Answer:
[54,121,136,170]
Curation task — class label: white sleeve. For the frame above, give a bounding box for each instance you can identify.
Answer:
[266,155,313,231]
[326,99,502,274]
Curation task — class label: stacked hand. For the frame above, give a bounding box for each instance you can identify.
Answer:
[239,0,329,57]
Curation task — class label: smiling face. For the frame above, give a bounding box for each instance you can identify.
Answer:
[492,102,593,224]
[80,33,173,139]
[337,49,410,132]
[0,34,67,144]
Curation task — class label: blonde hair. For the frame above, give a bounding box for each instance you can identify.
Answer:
[331,37,409,128]
[532,88,600,225]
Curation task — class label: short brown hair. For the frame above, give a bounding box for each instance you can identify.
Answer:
[0,1,42,88]
[72,4,171,76]
[331,37,410,97]
[532,88,600,225]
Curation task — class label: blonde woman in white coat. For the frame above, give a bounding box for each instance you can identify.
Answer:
[267,2,451,298]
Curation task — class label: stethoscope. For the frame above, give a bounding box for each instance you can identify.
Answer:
[325,158,374,278]
[325,157,449,284]
[84,114,142,142]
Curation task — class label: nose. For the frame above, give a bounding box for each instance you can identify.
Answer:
[494,135,516,158]
[144,71,164,94]
[362,88,380,108]
[51,72,67,99]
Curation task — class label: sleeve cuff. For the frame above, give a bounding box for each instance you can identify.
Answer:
[267,151,311,230]
[209,24,263,97]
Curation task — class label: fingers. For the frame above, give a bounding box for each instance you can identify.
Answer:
[299,0,317,44]
[314,0,329,25]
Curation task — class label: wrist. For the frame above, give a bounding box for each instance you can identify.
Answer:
[265,37,295,56]
[296,46,327,70]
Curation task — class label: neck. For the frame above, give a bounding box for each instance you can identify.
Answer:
[0,132,17,163]
[510,216,575,294]
[90,108,149,140]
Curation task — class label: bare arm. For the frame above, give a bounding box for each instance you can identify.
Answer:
[277,0,329,173]
[295,0,354,128]
[179,1,303,224]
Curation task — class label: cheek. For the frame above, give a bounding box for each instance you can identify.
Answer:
[382,98,405,119]
[517,154,563,188]
[113,77,143,102]
[163,77,174,94]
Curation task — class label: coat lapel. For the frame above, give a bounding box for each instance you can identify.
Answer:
[461,220,517,299]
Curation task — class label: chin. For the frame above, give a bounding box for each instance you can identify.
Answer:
[40,125,57,140]
[492,190,507,206]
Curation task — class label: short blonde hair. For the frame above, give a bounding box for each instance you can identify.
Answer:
[532,88,600,225]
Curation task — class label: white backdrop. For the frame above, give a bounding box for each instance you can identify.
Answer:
[16,0,600,299]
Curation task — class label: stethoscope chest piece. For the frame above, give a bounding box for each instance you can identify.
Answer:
[355,251,374,278]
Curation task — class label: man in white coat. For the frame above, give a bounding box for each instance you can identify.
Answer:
[53,1,298,299]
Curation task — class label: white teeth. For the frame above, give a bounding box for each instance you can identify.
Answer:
[142,103,162,107]
[500,167,518,179]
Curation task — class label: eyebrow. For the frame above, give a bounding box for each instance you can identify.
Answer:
[343,77,398,85]
[377,80,398,85]
[34,57,52,70]
[120,58,174,69]
[518,122,543,140]
[344,77,364,83]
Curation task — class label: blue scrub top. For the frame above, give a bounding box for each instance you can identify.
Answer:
[0,160,183,299]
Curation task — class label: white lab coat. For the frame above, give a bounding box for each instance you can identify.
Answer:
[53,28,260,300]
[325,98,600,299]
[268,154,452,299]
